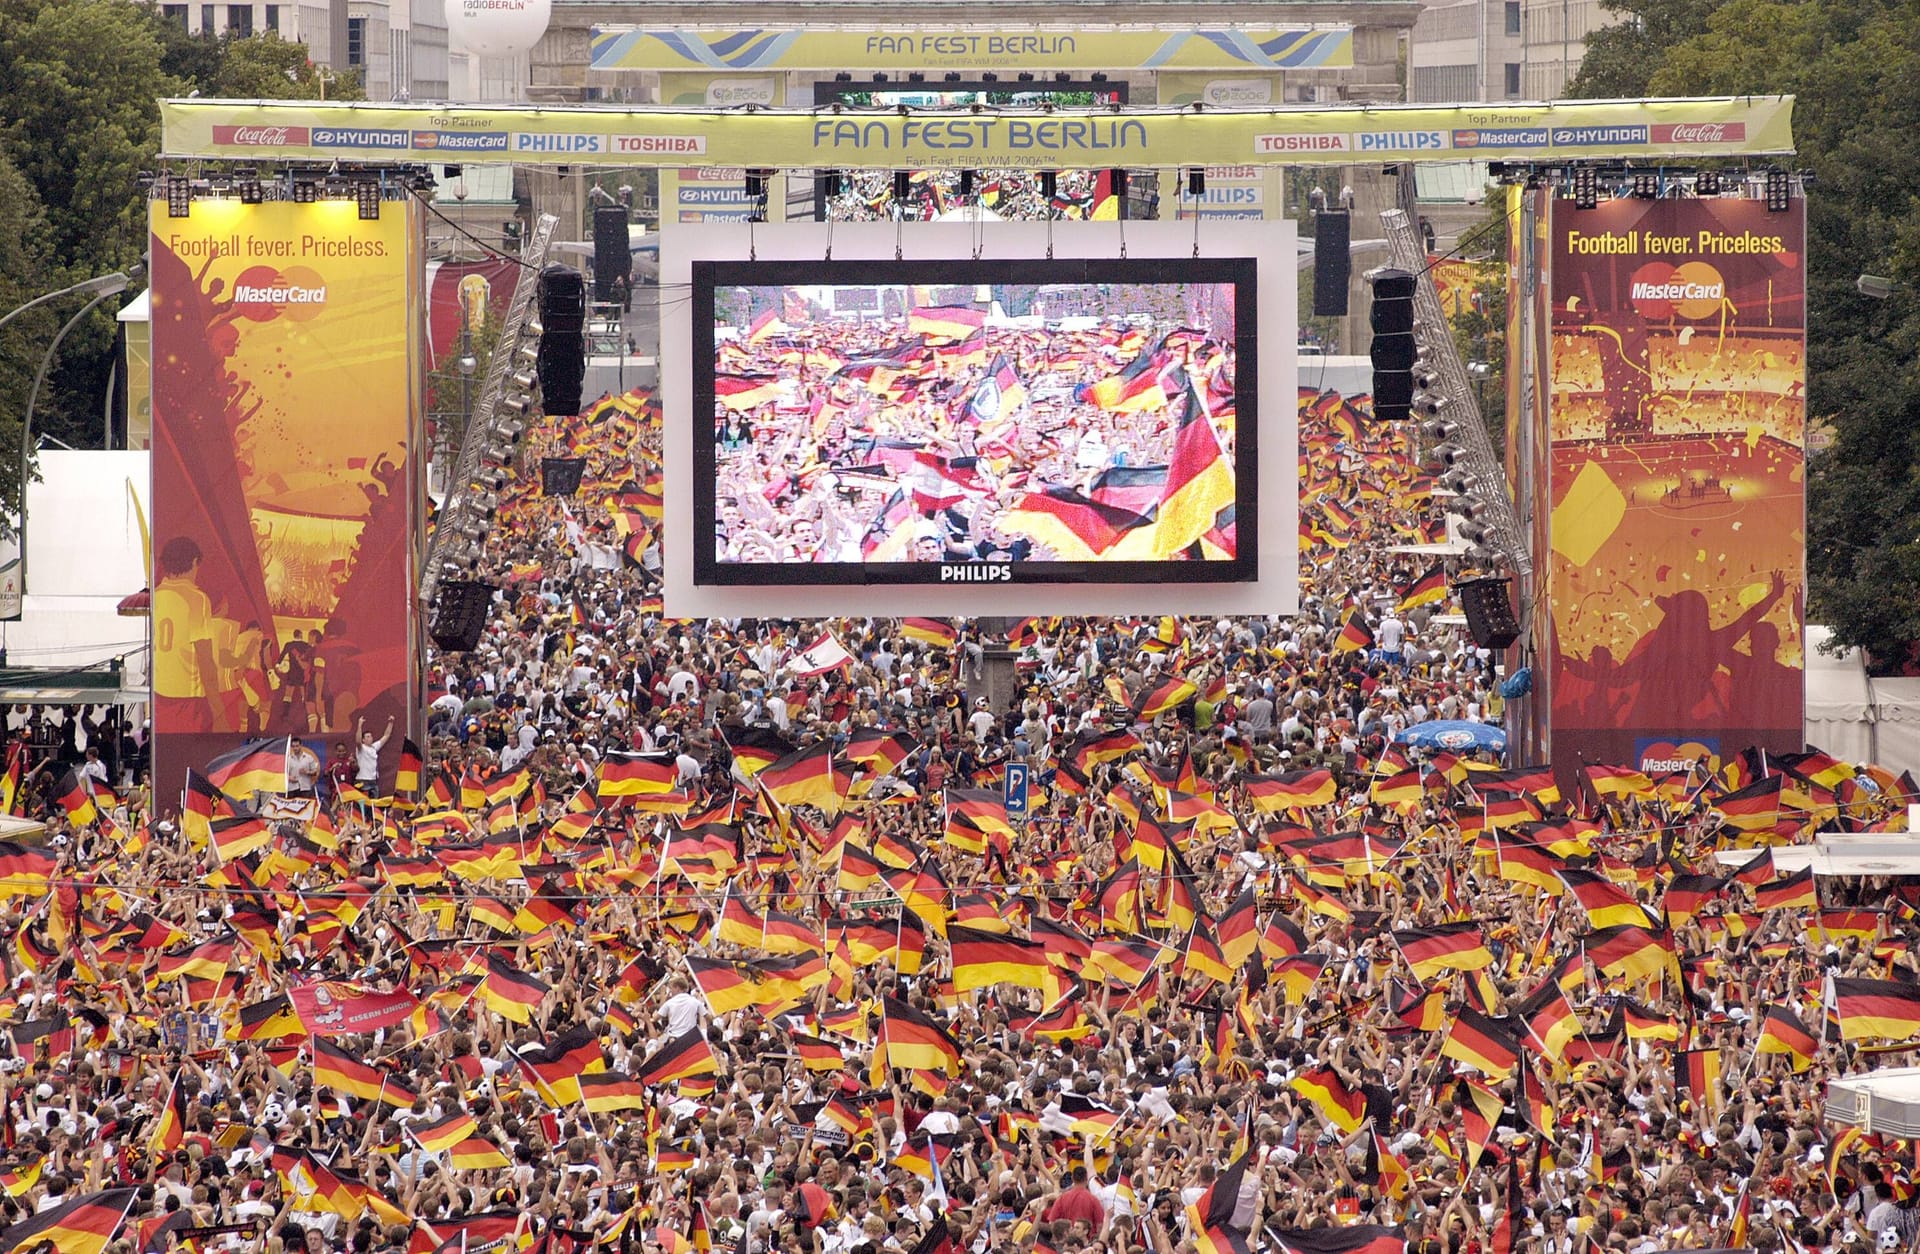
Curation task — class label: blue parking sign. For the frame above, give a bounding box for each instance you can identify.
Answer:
[1003,762,1030,820]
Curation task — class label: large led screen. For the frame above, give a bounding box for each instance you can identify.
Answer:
[691,257,1256,588]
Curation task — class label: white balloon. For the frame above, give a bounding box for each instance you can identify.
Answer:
[446,0,552,58]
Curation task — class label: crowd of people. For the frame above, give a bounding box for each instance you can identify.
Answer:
[0,379,1915,1254]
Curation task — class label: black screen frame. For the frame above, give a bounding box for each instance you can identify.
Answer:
[691,254,1259,588]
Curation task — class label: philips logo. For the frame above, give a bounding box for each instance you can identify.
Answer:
[513,132,605,153]
[1356,131,1446,151]
[939,565,1013,583]
[1630,280,1724,301]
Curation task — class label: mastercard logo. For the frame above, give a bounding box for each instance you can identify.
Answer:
[1635,739,1720,773]
[1629,261,1726,320]
[230,264,327,323]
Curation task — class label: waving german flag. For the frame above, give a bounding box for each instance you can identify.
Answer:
[1756,1005,1819,1070]
[1332,607,1375,655]
[1392,923,1494,981]
[597,751,677,798]
[1151,368,1236,558]
[1557,868,1659,930]
[579,1071,648,1113]
[1397,563,1448,611]
[0,1186,138,1254]
[715,372,780,411]
[759,742,841,812]
[1185,1150,1253,1254]
[947,925,1048,992]
[1830,976,1920,1042]
[1755,866,1818,912]
[843,729,913,775]
[1247,769,1337,814]
[313,1038,417,1106]
[1441,1007,1519,1079]
[877,996,962,1076]
[1274,1226,1407,1254]
[1131,676,1198,721]
[204,736,290,797]
[479,952,550,1024]
[1583,924,1678,984]
[1289,1066,1366,1132]
[0,842,57,896]
[636,1029,719,1087]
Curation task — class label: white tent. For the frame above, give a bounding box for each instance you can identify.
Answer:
[1827,1068,1920,1136]
[1806,625,1876,764]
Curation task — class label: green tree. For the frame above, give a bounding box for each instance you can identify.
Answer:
[213,31,365,100]
[1565,0,1724,98]
[1565,0,1920,668]
[0,150,55,526]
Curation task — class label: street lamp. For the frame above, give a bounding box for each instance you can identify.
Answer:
[0,267,139,621]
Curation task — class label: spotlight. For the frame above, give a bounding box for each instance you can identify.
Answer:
[1457,519,1494,546]
[1572,165,1597,210]
[1422,418,1460,441]
[474,468,509,492]
[235,169,263,204]
[1055,72,1071,83]
[944,72,961,83]
[893,170,911,200]
[981,72,997,83]
[907,71,925,83]
[1091,72,1107,83]
[1631,172,1658,199]
[482,443,515,467]
[356,179,381,220]
[1186,168,1206,196]
[1017,72,1035,83]
[872,72,889,84]
[291,175,318,203]
[835,72,852,82]
[496,416,527,440]
[1695,169,1721,196]
[166,176,193,218]
[1431,442,1467,467]
[1415,394,1450,417]
[510,370,537,391]
[1765,168,1791,212]
[501,394,532,416]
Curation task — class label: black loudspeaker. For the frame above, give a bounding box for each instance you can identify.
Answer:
[538,265,587,335]
[1313,210,1351,316]
[1369,268,1417,421]
[429,580,496,653]
[537,336,586,417]
[592,205,630,303]
[1458,576,1521,651]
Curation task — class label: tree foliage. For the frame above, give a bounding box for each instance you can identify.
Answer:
[1566,0,1920,670]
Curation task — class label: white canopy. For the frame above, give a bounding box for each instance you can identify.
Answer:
[1827,1068,1920,1136]
[1716,832,1920,876]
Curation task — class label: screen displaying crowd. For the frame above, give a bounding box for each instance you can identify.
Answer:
[707,281,1240,569]
[0,379,1905,1254]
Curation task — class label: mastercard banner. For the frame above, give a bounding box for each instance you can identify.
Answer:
[149,200,422,795]
[1544,197,1805,776]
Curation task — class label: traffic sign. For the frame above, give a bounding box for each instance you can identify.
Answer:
[1003,761,1030,821]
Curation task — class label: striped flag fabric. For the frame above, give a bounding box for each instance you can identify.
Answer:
[0,1186,138,1254]
[1756,1005,1819,1071]
[635,1029,718,1087]
[1149,368,1236,558]
[1272,1224,1406,1254]
[899,617,958,648]
[1184,1150,1252,1254]
[203,736,291,797]
[1441,1007,1519,1079]
[1332,607,1375,655]
[1391,923,1495,980]
[877,996,963,1076]
[1830,976,1920,1042]
[596,751,678,798]
[1396,562,1448,611]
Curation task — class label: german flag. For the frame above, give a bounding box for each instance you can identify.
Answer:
[1288,1066,1366,1132]
[1755,867,1818,912]
[724,725,794,779]
[1131,676,1198,721]
[1557,868,1658,929]
[155,934,236,982]
[312,1038,417,1106]
[1217,886,1259,971]
[203,736,291,797]
[1332,607,1375,655]
[1273,1227,1405,1254]
[0,1157,42,1200]
[790,1033,845,1073]
[1675,1047,1723,1113]
[1070,728,1141,774]
[900,617,958,648]
[1392,924,1494,981]
[715,372,780,411]
[516,1027,605,1104]
[1662,872,1724,926]
[394,738,424,797]
[0,746,18,818]
[1397,563,1448,612]
[1150,369,1236,558]
[947,925,1048,992]
[760,742,840,812]
[597,751,678,797]
[449,1138,512,1171]
[1456,1077,1503,1170]
[908,305,987,341]
[1713,775,1786,831]
[411,1110,479,1153]
[51,768,98,827]
[0,842,56,896]
[1757,1005,1819,1071]
[1001,487,1153,559]
[944,789,1017,839]
[1518,987,1579,1060]
[1370,768,1424,807]
[1441,1007,1519,1079]
[1619,1000,1680,1043]
[1731,847,1775,888]
[479,952,550,1024]
[0,1186,138,1254]
[843,729,913,775]
[148,1074,189,1156]
[1247,769,1337,813]
[1059,1092,1121,1141]
[1496,841,1566,896]
[1583,924,1678,984]
[1831,976,1920,1041]
[579,1071,648,1113]
[1078,339,1171,413]
[878,996,963,1076]
[209,812,272,863]
[1185,1150,1252,1254]
[1581,763,1653,800]
[636,1029,718,1087]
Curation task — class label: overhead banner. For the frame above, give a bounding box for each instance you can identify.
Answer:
[149,199,421,796]
[1543,196,1806,779]
[588,26,1354,72]
[160,97,1795,170]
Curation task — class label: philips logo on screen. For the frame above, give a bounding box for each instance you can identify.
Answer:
[940,566,1013,583]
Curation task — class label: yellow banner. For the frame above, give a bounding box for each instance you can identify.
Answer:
[161,97,1795,170]
[588,27,1353,72]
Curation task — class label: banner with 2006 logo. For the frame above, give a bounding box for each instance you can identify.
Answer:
[160,97,1795,170]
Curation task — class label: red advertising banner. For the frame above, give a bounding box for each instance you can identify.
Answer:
[149,200,421,799]
[1544,197,1805,777]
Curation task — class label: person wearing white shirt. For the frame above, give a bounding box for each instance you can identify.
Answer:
[658,976,704,1038]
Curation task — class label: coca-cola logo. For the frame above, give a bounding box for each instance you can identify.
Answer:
[213,125,311,146]
[1651,121,1745,144]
